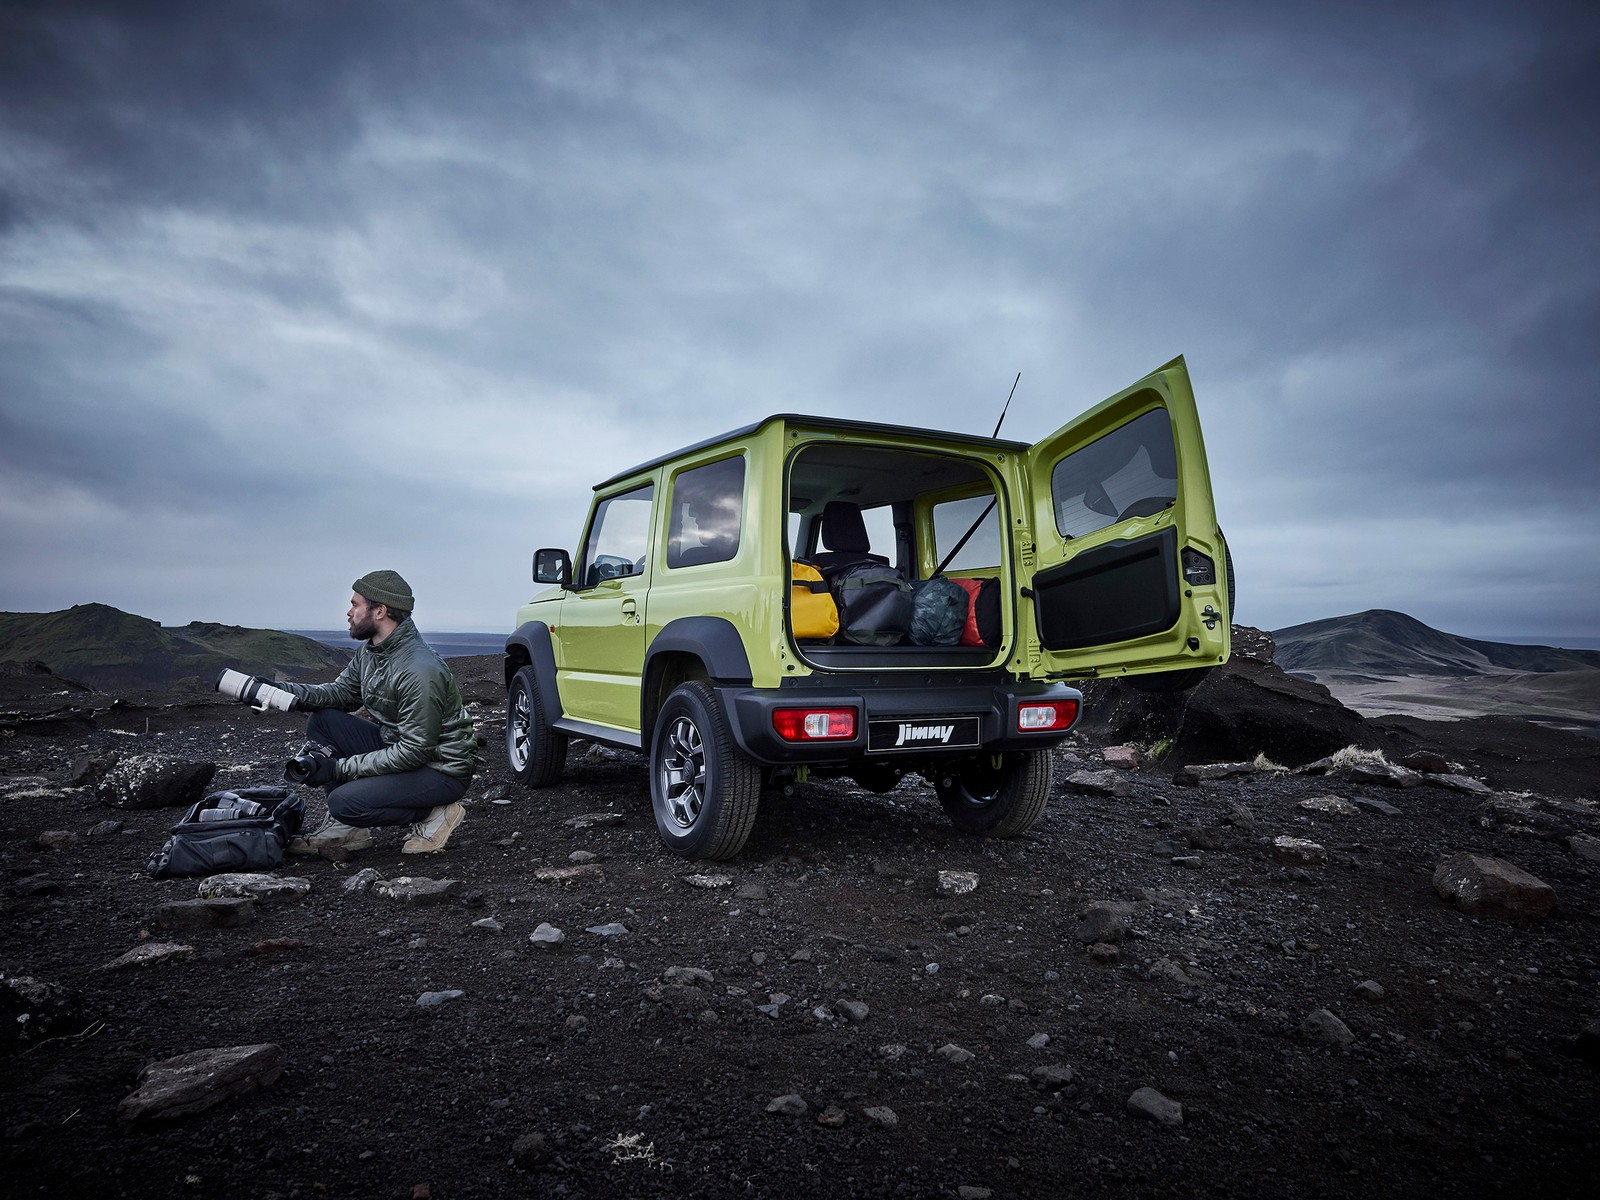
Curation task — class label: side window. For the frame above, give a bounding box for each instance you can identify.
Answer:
[1050,408,1178,540]
[931,494,1001,572]
[667,456,745,569]
[860,505,896,561]
[578,483,654,589]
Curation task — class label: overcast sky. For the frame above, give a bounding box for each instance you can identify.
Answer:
[2,0,1596,642]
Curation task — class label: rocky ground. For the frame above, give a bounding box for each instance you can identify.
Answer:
[2,638,1599,1199]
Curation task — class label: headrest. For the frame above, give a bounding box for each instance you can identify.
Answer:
[820,501,870,553]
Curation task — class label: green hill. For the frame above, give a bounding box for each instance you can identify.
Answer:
[0,603,350,691]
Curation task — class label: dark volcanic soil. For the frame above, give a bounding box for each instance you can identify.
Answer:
[2,653,1598,1200]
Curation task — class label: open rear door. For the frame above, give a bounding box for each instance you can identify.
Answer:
[1022,355,1230,682]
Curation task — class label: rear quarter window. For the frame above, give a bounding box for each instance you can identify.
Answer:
[667,455,746,569]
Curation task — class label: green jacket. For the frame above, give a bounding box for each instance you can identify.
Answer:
[286,619,478,782]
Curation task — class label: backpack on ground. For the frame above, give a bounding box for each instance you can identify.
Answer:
[146,786,304,879]
[833,563,915,646]
[790,559,840,639]
[908,576,970,646]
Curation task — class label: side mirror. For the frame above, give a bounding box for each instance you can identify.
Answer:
[533,548,572,588]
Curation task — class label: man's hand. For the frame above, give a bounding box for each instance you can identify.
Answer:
[284,745,339,787]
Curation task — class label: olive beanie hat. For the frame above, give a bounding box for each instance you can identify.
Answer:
[353,570,415,612]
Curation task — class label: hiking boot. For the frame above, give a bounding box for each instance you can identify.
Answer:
[402,801,465,854]
[287,819,372,855]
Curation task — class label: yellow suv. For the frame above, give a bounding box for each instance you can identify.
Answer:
[506,356,1231,859]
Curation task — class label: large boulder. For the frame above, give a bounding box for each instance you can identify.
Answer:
[1076,627,1380,769]
[1433,853,1556,919]
[96,754,216,810]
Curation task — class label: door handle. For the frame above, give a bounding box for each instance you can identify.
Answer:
[621,598,638,622]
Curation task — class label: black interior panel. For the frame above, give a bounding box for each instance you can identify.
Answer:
[1032,528,1180,650]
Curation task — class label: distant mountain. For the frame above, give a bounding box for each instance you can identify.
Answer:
[1272,609,1600,734]
[1273,610,1600,680]
[0,603,350,691]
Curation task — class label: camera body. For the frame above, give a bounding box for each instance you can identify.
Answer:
[284,742,337,785]
[216,668,297,713]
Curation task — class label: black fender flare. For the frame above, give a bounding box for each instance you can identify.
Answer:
[641,616,753,743]
[504,621,563,719]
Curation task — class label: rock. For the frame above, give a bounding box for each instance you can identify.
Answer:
[816,1105,846,1128]
[1127,1086,1183,1125]
[757,993,791,1018]
[470,917,505,935]
[1398,751,1450,774]
[528,923,565,947]
[70,750,120,786]
[1,973,80,1046]
[1301,1008,1355,1046]
[478,784,510,804]
[1171,855,1203,869]
[117,1044,285,1121]
[1147,958,1193,986]
[1028,1033,1051,1049]
[373,877,463,906]
[36,829,77,851]
[585,922,629,937]
[1226,804,1257,831]
[877,1043,908,1060]
[87,819,124,837]
[534,864,605,885]
[663,966,715,986]
[682,873,733,889]
[1103,745,1142,770]
[1191,761,1258,781]
[1349,762,1422,789]
[13,874,58,897]
[342,867,384,893]
[1064,769,1131,797]
[1429,774,1493,796]
[102,943,194,971]
[766,1094,808,1116]
[563,811,624,829]
[417,989,466,1007]
[568,850,598,863]
[97,754,217,810]
[1271,836,1329,865]
[936,1043,975,1064]
[1299,795,1359,816]
[862,1105,899,1128]
[156,898,255,930]
[836,999,870,1023]
[1076,904,1131,945]
[1088,942,1120,962]
[1433,853,1556,919]
[938,870,979,896]
[510,1130,549,1166]
[1353,980,1386,1002]
[790,947,814,962]
[1031,1064,1075,1089]
[1569,834,1600,863]
[735,882,769,901]
[1353,797,1402,817]
[197,874,311,901]
[1186,826,1225,850]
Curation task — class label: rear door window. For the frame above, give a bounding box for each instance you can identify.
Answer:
[1049,408,1178,540]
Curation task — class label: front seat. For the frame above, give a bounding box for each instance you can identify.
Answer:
[811,501,890,580]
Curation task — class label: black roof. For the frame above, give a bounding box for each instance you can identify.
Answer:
[596,413,1031,490]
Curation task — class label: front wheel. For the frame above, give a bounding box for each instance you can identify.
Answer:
[650,680,760,860]
[506,666,567,787]
[935,750,1052,837]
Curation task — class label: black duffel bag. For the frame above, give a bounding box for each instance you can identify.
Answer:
[146,786,304,879]
[833,563,915,646]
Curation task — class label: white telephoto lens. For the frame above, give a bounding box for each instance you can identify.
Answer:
[255,681,297,712]
[216,669,252,701]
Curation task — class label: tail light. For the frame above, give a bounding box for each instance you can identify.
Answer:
[1017,700,1077,732]
[772,708,857,741]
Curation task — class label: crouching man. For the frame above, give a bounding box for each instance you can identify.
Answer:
[279,570,478,855]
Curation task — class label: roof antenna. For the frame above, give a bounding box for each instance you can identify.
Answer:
[935,372,1019,578]
[992,371,1021,438]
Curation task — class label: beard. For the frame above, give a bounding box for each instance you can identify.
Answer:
[349,614,378,641]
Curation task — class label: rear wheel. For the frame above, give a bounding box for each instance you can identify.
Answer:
[935,751,1051,837]
[506,666,567,787]
[650,680,760,860]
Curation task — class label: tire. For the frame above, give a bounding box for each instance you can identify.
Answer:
[1126,533,1236,695]
[650,680,760,860]
[935,751,1051,837]
[506,666,568,787]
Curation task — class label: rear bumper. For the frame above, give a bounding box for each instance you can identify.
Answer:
[717,680,1082,766]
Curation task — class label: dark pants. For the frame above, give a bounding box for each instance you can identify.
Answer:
[305,710,468,828]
